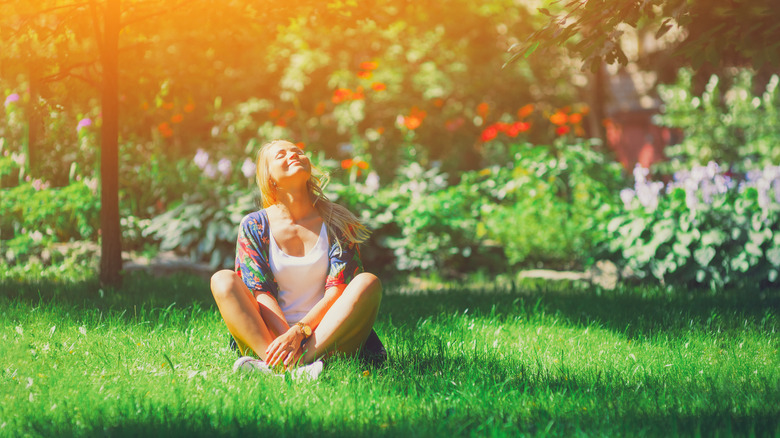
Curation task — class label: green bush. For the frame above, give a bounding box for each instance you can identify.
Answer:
[655,69,780,174]
[604,163,780,290]
[477,140,623,269]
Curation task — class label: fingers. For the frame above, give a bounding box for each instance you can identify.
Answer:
[266,339,299,368]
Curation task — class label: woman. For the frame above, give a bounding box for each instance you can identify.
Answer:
[210,140,384,377]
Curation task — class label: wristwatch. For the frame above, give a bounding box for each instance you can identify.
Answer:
[296,322,312,338]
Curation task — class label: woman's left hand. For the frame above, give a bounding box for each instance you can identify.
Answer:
[265,327,304,369]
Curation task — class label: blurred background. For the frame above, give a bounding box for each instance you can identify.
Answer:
[1,0,778,291]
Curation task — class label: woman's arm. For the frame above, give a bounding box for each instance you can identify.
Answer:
[264,284,346,368]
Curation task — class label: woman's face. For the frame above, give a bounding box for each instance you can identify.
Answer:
[265,141,311,188]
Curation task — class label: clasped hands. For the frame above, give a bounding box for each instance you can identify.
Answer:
[264,325,308,370]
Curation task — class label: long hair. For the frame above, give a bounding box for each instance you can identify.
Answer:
[255,140,370,251]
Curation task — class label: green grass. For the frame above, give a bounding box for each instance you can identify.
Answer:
[1,269,779,437]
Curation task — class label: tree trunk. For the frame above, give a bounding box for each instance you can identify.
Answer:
[27,66,39,177]
[99,0,122,287]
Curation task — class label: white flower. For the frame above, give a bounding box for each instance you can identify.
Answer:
[241,158,256,179]
[194,149,209,169]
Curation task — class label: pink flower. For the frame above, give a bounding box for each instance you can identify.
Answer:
[4,93,19,107]
[77,118,92,133]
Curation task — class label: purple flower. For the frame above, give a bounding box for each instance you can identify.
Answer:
[194,149,209,169]
[241,158,256,179]
[4,93,19,107]
[217,158,232,177]
[204,163,217,179]
[76,118,92,133]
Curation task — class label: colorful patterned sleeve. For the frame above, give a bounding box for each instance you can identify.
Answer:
[234,211,278,298]
[325,229,364,290]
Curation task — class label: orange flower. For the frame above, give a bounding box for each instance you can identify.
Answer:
[402,106,427,130]
[141,101,149,111]
[371,82,386,91]
[341,159,354,169]
[517,104,534,119]
[550,111,568,125]
[568,113,582,124]
[480,126,498,142]
[356,160,369,170]
[157,122,173,138]
[269,109,281,118]
[170,114,183,124]
[275,118,287,127]
[555,125,571,136]
[357,71,372,79]
[477,102,490,119]
[183,103,195,113]
[332,88,353,104]
[315,101,326,115]
[295,142,305,149]
[360,61,378,70]
[404,116,422,130]
[433,98,444,108]
[376,127,385,135]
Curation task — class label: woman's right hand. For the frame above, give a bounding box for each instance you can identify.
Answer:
[264,326,304,369]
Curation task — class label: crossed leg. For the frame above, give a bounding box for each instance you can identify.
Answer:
[210,270,382,364]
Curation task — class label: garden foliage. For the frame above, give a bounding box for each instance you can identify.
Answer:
[606,163,780,290]
[656,69,780,173]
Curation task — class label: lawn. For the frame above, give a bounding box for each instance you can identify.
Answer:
[1,270,779,437]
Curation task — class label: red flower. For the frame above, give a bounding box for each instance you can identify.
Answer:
[555,125,571,136]
[269,109,281,118]
[371,82,386,91]
[296,142,306,149]
[170,114,183,124]
[360,61,378,70]
[507,121,531,137]
[433,98,444,108]
[341,159,354,169]
[493,122,510,133]
[332,88,353,103]
[480,126,498,142]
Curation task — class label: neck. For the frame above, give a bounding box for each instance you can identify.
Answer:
[274,185,316,222]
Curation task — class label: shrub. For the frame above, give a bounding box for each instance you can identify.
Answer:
[655,69,780,173]
[477,140,623,269]
[605,163,780,290]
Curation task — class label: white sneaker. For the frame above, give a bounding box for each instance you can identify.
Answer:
[289,360,324,381]
[233,356,324,381]
[233,356,275,375]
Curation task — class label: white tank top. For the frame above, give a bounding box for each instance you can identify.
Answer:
[268,223,329,324]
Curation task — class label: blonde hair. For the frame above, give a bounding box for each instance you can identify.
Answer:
[255,140,370,251]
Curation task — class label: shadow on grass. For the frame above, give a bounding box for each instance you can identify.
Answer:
[1,271,778,336]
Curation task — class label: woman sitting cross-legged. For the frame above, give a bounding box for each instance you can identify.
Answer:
[210,139,385,379]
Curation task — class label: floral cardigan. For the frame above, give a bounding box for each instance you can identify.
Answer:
[234,209,363,298]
